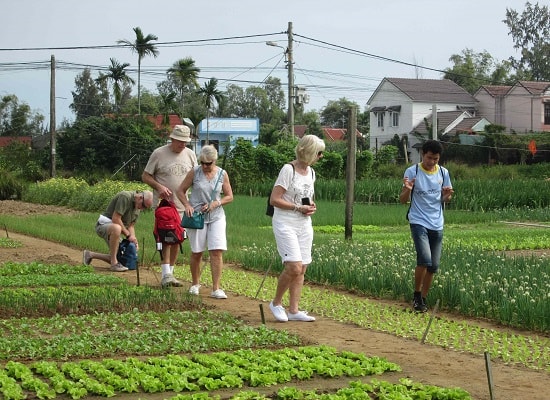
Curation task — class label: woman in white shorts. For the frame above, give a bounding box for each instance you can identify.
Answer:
[268,135,325,322]
[177,145,233,299]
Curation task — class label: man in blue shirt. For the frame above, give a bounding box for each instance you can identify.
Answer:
[400,140,454,312]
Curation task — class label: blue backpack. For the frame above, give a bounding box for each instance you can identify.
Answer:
[117,239,137,270]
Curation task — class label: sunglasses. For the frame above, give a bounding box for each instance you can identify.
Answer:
[200,161,213,166]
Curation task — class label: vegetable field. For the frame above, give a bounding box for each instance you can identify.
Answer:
[0,178,549,399]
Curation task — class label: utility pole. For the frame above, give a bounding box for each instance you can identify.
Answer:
[50,54,56,177]
[344,107,357,240]
[432,104,437,141]
[287,21,294,137]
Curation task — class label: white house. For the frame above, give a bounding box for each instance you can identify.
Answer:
[474,81,550,133]
[367,78,479,163]
[412,111,491,137]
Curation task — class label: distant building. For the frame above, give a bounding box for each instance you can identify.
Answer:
[0,136,32,148]
[367,78,479,163]
[196,118,260,155]
[322,127,363,142]
[474,81,550,133]
[146,114,184,132]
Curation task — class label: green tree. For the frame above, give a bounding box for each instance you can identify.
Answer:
[320,98,360,128]
[158,91,178,129]
[374,145,399,166]
[196,78,225,144]
[96,58,135,112]
[296,110,323,137]
[0,95,44,136]
[355,150,374,179]
[167,57,200,116]
[259,123,284,146]
[315,151,344,179]
[117,27,159,115]
[444,49,513,93]
[119,88,161,116]
[58,116,164,180]
[225,138,257,191]
[263,77,286,126]
[70,68,110,120]
[504,2,550,81]
[243,86,271,122]
[223,79,285,126]
[224,84,246,117]
[0,140,45,182]
[357,109,370,150]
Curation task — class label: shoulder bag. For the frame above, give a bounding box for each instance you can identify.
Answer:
[181,169,224,229]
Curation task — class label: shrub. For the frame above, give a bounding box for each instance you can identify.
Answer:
[0,170,25,200]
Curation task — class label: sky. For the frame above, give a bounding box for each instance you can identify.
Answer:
[0,0,532,127]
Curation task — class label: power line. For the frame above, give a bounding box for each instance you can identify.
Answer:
[0,32,284,52]
[0,27,544,129]
[294,33,446,75]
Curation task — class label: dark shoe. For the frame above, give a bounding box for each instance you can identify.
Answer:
[82,250,91,265]
[413,297,428,313]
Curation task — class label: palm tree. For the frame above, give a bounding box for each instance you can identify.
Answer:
[196,78,225,144]
[167,58,200,116]
[117,27,159,115]
[158,91,178,129]
[96,58,135,113]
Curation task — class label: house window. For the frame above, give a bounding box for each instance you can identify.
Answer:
[391,112,399,127]
[377,112,384,128]
[544,103,550,125]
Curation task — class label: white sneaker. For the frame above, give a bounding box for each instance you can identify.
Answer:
[189,284,201,295]
[287,311,316,322]
[210,289,227,299]
[269,301,288,322]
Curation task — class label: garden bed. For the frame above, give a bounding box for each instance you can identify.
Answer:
[0,201,548,399]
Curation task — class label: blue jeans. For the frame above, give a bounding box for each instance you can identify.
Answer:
[410,224,443,273]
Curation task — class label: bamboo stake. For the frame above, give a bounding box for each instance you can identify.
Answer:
[421,299,440,344]
[485,351,496,400]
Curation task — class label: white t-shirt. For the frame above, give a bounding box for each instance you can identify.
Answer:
[272,163,315,219]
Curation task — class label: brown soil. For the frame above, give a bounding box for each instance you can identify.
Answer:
[0,200,548,400]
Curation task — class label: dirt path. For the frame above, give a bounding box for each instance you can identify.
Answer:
[0,201,548,400]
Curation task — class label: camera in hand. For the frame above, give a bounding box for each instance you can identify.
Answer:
[301,197,311,205]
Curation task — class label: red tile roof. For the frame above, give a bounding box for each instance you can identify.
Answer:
[0,136,32,147]
[147,114,183,130]
[322,127,362,142]
[104,114,183,132]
